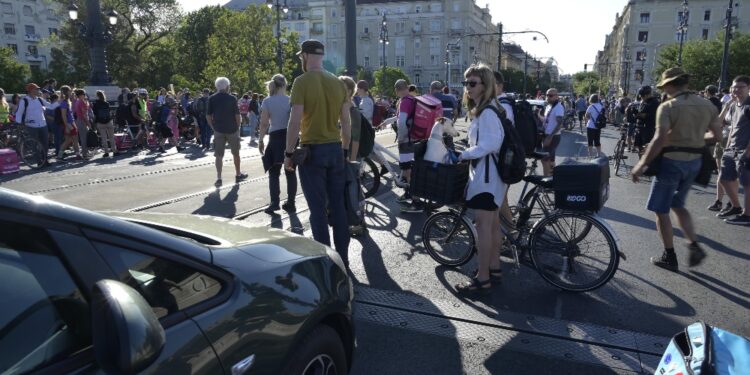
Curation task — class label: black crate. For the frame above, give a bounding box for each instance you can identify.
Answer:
[411,159,469,205]
[553,157,610,212]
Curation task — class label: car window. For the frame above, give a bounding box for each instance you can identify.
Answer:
[0,222,90,374]
[95,242,222,319]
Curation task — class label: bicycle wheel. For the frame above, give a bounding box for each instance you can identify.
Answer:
[422,211,475,267]
[529,212,618,292]
[20,138,45,168]
[504,186,553,230]
[613,140,623,176]
[360,157,380,198]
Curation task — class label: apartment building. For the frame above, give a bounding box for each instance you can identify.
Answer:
[1,0,62,72]
[595,0,747,96]
[225,0,500,92]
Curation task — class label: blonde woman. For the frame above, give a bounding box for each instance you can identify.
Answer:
[455,64,506,294]
[259,74,297,213]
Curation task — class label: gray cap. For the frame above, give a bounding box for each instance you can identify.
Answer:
[430,81,443,91]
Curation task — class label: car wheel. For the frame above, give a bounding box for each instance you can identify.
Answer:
[281,324,347,375]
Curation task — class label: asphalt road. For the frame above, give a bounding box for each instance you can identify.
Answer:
[2,120,748,374]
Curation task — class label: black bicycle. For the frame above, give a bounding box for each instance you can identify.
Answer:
[610,126,629,176]
[422,174,621,292]
[0,123,46,168]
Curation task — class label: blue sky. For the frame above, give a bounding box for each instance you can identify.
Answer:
[177,0,630,75]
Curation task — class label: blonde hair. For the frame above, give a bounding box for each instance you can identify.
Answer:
[338,76,356,98]
[266,74,287,96]
[462,63,497,119]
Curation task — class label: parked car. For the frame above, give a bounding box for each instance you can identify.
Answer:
[0,187,353,375]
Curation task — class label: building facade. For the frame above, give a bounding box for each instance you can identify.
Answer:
[595,0,747,96]
[226,0,501,93]
[1,0,62,72]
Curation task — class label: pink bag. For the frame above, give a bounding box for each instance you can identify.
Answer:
[406,95,443,140]
[0,148,20,174]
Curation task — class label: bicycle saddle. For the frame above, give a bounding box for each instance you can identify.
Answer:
[529,151,549,160]
[522,175,554,189]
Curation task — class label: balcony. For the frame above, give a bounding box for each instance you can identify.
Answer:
[24,34,41,42]
[359,32,370,40]
[25,53,43,62]
[411,65,422,71]
[449,28,463,37]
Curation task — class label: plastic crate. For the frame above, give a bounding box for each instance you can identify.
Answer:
[411,159,469,205]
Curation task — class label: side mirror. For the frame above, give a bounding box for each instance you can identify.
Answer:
[91,280,165,374]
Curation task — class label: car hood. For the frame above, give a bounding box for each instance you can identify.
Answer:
[107,212,331,261]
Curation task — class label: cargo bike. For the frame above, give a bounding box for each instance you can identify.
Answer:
[416,152,623,292]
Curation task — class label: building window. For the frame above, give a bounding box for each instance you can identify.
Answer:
[431,3,442,12]
[1,2,12,14]
[395,22,404,34]
[704,10,710,22]
[396,56,404,67]
[677,11,688,24]
[636,50,647,61]
[48,28,58,36]
[414,38,420,49]
[312,22,323,34]
[414,54,420,67]
[640,12,650,23]
[635,69,644,82]
[430,55,437,65]
[7,43,17,54]
[451,19,461,30]
[27,44,38,56]
[22,5,32,16]
[395,38,405,53]
[702,28,709,40]
[329,23,338,36]
[675,30,688,42]
[415,5,421,13]
[363,26,369,34]
[430,20,441,32]
[25,25,35,35]
[3,23,14,35]
[331,8,336,18]
[429,37,439,50]
[413,21,421,33]
[453,2,460,12]
[638,31,648,43]
[364,56,369,67]
[296,23,305,32]
[415,73,420,84]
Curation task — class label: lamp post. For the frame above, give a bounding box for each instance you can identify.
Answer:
[67,1,118,86]
[379,12,389,96]
[677,0,689,66]
[267,0,288,73]
[718,0,737,91]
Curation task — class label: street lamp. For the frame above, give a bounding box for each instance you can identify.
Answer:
[677,0,689,66]
[266,0,288,73]
[719,0,738,91]
[379,12,388,96]
[67,1,118,86]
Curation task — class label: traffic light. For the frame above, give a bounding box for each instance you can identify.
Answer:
[584,64,588,72]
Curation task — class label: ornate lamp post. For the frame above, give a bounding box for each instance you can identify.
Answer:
[67,1,118,86]
[677,0,689,66]
[267,0,289,73]
[718,0,738,90]
[378,13,389,96]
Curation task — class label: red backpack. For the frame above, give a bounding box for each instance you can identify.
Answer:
[405,95,443,140]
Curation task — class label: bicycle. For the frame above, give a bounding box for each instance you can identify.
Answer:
[422,173,621,292]
[609,125,629,176]
[0,123,46,168]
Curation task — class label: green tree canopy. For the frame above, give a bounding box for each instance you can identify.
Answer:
[372,66,409,98]
[174,5,232,88]
[0,48,31,93]
[572,72,606,96]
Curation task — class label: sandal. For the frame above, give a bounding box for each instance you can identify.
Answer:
[455,277,491,294]
[473,268,502,282]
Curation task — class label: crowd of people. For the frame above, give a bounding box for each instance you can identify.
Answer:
[2,38,748,292]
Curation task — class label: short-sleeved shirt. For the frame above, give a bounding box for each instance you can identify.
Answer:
[73,99,89,122]
[260,94,291,133]
[657,92,719,161]
[586,103,604,129]
[544,102,564,135]
[576,98,587,112]
[290,71,347,145]
[207,92,240,134]
[60,100,74,125]
[726,96,750,151]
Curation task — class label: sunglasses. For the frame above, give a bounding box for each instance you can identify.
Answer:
[462,80,482,88]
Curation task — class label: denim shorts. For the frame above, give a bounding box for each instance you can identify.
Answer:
[646,157,702,214]
[720,151,750,186]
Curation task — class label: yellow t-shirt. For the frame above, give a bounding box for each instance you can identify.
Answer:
[290,71,347,145]
[657,92,718,161]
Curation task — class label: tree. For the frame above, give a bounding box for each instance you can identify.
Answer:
[173,5,232,88]
[654,32,750,90]
[372,66,409,97]
[572,72,605,96]
[0,48,30,93]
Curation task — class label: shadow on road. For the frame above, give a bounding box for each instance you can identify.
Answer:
[192,184,240,217]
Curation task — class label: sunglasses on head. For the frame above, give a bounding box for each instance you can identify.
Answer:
[462,80,482,88]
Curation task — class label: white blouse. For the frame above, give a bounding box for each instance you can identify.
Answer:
[461,106,507,207]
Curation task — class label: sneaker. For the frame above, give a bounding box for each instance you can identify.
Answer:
[687,243,707,267]
[214,178,222,187]
[397,192,411,203]
[707,200,723,211]
[235,173,248,182]
[264,204,280,214]
[102,152,109,158]
[651,251,678,272]
[400,201,423,214]
[282,201,296,212]
[717,206,742,218]
[725,214,750,226]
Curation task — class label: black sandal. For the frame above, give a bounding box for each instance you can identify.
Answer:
[455,277,492,294]
[473,268,502,282]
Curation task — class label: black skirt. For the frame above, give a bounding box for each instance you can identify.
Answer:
[262,129,287,172]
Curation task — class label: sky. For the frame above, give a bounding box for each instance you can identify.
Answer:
[177,0,629,75]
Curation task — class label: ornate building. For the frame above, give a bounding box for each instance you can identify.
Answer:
[1,0,63,72]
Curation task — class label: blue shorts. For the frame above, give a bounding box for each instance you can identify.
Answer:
[646,157,701,214]
[719,151,750,187]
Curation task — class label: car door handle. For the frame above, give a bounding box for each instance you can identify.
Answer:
[232,354,255,375]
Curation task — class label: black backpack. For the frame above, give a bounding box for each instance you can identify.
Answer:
[476,105,527,185]
[499,97,540,155]
[594,105,607,129]
[150,102,163,124]
[358,113,375,158]
[94,101,111,123]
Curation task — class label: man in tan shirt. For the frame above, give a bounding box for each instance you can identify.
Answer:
[631,67,722,272]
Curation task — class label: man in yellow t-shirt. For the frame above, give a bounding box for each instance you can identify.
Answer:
[284,39,352,266]
[632,67,722,271]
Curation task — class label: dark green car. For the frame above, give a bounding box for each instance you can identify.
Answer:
[0,188,353,374]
